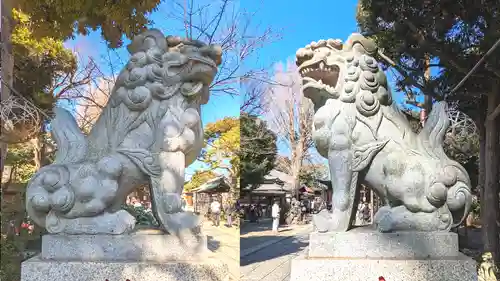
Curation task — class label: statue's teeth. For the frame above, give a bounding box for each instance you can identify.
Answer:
[319,62,325,70]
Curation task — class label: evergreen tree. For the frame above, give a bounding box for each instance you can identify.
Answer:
[240,112,277,190]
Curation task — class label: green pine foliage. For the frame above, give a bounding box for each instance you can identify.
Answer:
[240,112,278,189]
[356,0,500,118]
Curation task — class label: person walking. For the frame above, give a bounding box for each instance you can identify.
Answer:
[271,201,281,234]
[210,197,221,227]
[225,201,234,227]
[361,202,371,224]
[249,204,257,223]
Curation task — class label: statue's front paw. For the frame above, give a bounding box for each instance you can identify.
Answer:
[312,210,331,232]
[46,210,136,235]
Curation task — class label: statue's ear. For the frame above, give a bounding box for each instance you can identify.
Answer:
[343,33,378,56]
[51,107,88,164]
[351,139,389,172]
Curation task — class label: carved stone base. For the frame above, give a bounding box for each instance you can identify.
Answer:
[21,231,229,281]
[290,231,477,281]
[21,256,229,281]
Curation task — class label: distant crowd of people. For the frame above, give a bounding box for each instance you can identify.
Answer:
[244,198,314,224]
[125,196,153,212]
[243,200,281,233]
[356,201,372,225]
[208,197,240,228]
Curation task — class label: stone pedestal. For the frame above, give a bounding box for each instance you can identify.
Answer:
[290,230,477,281]
[21,230,229,281]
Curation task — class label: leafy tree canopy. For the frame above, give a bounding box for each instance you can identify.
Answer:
[11,9,77,110]
[240,112,277,189]
[299,164,328,189]
[15,0,162,48]
[4,143,36,183]
[202,117,240,170]
[199,116,240,201]
[357,0,500,118]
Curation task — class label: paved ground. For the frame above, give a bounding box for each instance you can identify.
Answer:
[240,221,313,281]
[202,221,240,281]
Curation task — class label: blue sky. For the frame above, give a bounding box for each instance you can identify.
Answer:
[241,0,426,106]
[64,0,422,180]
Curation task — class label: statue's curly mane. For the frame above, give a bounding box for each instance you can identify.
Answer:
[298,34,473,233]
[25,29,222,235]
[333,41,393,116]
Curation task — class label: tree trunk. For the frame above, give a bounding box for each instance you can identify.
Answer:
[420,55,433,126]
[30,135,43,170]
[482,82,500,263]
[287,99,300,197]
[477,104,486,200]
[230,172,239,204]
[291,144,302,199]
[0,0,14,179]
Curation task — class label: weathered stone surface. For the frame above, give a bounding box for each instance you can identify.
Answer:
[308,231,459,259]
[289,254,477,281]
[22,231,229,281]
[290,231,477,281]
[41,232,208,262]
[25,29,222,236]
[296,33,473,232]
[22,256,229,281]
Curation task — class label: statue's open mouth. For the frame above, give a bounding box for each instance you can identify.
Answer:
[299,61,340,90]
[297,60,340,109]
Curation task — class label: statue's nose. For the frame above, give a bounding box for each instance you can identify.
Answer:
[200,45,222,66]
[296,47,314,66]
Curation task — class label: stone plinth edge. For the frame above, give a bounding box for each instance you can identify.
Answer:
[308,231,459,259]
[22,255,229,281]
[289,253,477,281]
[41,232,209,262]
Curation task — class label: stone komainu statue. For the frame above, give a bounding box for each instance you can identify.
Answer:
[25,29,222,235]
[295,34,473,232]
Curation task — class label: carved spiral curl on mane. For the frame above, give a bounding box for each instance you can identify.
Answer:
[339,48,392,117]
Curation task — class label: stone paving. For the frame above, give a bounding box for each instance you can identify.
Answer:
[240,221,313,281]
[240,220,312,256]
[202,220,240,281]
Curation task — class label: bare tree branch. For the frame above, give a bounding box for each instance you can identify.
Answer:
[262,59,319,192]
[164,0,282,97]
[241,79,268,115]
